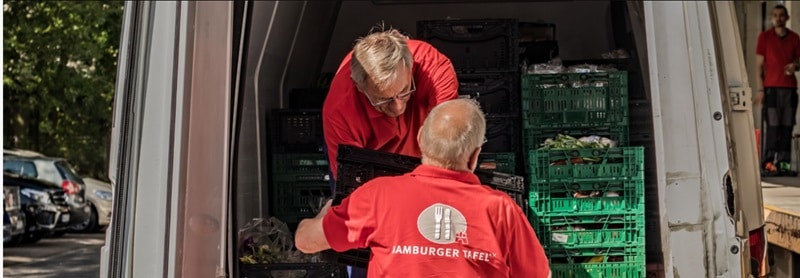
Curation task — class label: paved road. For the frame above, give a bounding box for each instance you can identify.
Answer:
[4,233,105,278]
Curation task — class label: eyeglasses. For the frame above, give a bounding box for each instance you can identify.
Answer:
[362,79,416,107]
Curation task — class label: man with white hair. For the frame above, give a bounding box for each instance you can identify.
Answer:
[322,27,458,181]
[297,99,551,278]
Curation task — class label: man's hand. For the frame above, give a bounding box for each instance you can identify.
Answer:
[785,63,798,75]
[295,198,334,254]
[316,199,333,219]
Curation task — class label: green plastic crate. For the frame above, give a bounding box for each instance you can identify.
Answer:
[270,181,330,224]
[271,153,329,174]
[522,126,630,152]
[551,261,646,278]
[478,152,516,174]
[528,147,644,182]
[546,246,644,260]
[529,180,644,216]
[530,212,644,250]
[521,72,628,129]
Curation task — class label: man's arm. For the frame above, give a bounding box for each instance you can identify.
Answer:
[295,199,332,254]
[756,54,765,105]
[755,33,766,105]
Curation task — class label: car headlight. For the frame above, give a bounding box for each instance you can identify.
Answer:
[21,189,51,204]
[94,190,113,201]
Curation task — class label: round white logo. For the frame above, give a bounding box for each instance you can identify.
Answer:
[417,203,468,245]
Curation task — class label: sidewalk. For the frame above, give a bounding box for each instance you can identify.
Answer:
[762,177,800,213]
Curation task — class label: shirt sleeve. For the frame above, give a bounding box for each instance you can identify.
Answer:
[428,54,459,106]
[756,32,766,56]
[322,75,364,180]
[502,197,551,277]
[794,35,800,59]
[322,182,378,252]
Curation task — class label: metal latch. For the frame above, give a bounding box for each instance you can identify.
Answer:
[729,87,750,112]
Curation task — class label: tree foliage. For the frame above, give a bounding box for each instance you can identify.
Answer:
[4,1,124,180]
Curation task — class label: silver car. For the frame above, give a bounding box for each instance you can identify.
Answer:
[72,177,112,232]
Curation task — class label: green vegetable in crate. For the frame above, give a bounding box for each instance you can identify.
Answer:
[538,134,616,150]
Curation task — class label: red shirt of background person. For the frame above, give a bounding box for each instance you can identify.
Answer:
[322,29,458,179]
[296,99,552,278]
[756,24,800,89]
[756,4,800,101]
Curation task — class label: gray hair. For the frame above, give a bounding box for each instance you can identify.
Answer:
[350,28,413,91]
[419,99,486,170]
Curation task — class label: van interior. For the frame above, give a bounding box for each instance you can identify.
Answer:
[232,0,659,275]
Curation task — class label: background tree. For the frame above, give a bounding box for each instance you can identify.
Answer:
[4,1,124,180]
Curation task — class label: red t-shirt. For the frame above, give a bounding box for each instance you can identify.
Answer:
[322,165,551,278]
[756,28,800,88]
[322,40,458,179]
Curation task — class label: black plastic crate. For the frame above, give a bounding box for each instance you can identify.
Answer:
[239,263,347,278]
[321,249,371,269]
[485,115,521,153]
[270,181,330,225]
[519,22,556,42]
[519,41,559,65]
[417,19,518,73]
[457,73,519,115]
[271,109,324,153]
[335,145,524,202]
[271,153,330,182]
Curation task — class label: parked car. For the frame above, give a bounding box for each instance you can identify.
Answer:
[3,173,71,243]
[71,177,112,232]
[3,185,26,245]
[3,149,90,235]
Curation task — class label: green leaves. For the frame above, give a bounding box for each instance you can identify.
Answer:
[4,1,124,179]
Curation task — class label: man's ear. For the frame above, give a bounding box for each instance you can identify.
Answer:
[417,127,423,145]
[468,147,481,172]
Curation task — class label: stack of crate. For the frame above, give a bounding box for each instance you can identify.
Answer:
[521,71,647,277]
[268,109,330,228]
[417,18,522,174]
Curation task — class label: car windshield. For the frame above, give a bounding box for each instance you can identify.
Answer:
[54,161,85,184]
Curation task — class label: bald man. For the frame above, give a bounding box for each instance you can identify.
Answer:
[295,99,551,278]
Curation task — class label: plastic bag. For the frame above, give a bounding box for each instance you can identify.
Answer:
[238,217,320,265]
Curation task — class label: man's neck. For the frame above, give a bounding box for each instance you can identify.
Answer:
[775,26,788,37]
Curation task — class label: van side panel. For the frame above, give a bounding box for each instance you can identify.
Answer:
[644,1,742,277]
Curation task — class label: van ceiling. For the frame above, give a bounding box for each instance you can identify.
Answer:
[323,1,615,72]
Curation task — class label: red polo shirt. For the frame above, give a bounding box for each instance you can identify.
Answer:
[322,40,458,179]
[756,28,800,88]
[322,165,551,278]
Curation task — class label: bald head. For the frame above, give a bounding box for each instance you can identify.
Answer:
[418,99,486,171]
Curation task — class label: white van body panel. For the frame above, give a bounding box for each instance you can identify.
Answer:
[644,1,742,277]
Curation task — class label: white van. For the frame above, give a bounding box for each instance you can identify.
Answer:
[100,1,766,277]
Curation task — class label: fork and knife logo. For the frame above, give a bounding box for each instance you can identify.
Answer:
[418,203,467,244]
[434,206,452,240]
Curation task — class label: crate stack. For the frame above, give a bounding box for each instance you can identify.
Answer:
[417,18,522,174]
[268,109,331,228]
[521,72,647,277]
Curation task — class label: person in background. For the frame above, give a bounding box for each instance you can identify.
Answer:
[322,26,458,181]
[296,99,551,278]
[756,4,800,176]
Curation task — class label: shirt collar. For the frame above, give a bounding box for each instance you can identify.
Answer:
[408,164,482,185]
